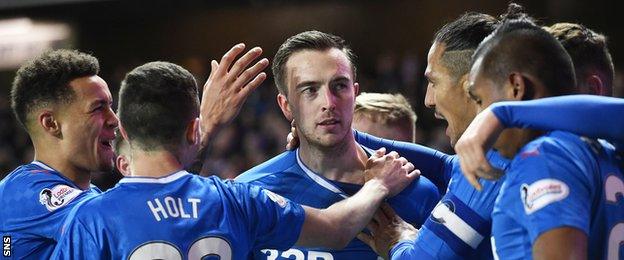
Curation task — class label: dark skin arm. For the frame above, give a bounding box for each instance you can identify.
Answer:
[533,227,587,260]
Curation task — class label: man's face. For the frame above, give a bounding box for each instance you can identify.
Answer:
[467,56,509,111]
[353,116,414,143]
[57,76,118,173]
[424,42,478,147]
[279,48,359,148]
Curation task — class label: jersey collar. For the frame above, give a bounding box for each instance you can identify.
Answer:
[119,170,190,184]
[294,143,375,199]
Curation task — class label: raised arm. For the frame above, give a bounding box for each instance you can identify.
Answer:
[491,95,624,147]
[192,43,269,174]
[456,94,624,189]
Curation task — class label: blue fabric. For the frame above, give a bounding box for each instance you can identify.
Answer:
[490,95,624,149]
[0,162,100,259]
[236,143,439,260]
[52,172,305,259]
[355,129,511,259]
[492,131,624,260]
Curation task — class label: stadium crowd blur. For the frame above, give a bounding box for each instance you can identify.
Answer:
[0,0,622,191]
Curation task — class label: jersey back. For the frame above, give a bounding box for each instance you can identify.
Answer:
[52,171,305,260]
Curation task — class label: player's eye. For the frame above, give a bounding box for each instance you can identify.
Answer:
[302,86,317,95]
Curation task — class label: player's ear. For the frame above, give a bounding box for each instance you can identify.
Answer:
[585,74,605,96]
[38,110,62,138]
[277,93,293,122]
[116,155,131,177]
[186,118,200,146]
[508,72,526,100]
[353,82,360,96]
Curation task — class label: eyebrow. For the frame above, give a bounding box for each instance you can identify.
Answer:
[88,99,112,110]
[294,80,319,90]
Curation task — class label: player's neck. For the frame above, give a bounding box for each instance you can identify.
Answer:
[33,142,92,190]
[494,128,542,158]
[129,150,184,178]
[298,135,368,184]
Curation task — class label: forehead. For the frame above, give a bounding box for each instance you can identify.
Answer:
[425,42,451,79]
[285,49,353,86]
[67,75,112,104]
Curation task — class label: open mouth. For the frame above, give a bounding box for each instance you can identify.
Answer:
[100,139,113,149]
[433,112,446,120]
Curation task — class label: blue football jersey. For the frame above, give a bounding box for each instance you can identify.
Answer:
[236,145,439,260]
[491,131,624,260]
[52,170,305,260]
[354,131,511,259]
[0,161,101,259]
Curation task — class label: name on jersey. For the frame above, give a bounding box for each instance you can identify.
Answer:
[147,196,201,221]
[521,178,569,214]
[39,184,83,212]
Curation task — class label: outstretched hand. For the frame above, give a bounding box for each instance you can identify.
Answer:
[200,43,269,148]
[455,108,506,190]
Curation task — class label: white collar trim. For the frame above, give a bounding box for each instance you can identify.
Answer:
[295,149,348,199]
[119,170,189,184]
[32,161,56,171]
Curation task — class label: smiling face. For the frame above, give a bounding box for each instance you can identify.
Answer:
[278,48,359,149]
[56,75,118,173]
[424,42,478,147]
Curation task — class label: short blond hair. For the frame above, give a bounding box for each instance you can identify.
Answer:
[354,92,416,127]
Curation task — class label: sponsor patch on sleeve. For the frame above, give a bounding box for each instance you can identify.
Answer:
[39,184,83,212]
[263,190,288,208]
[520,179,569,214]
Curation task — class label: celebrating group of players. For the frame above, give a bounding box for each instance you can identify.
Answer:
[1,3,623,260]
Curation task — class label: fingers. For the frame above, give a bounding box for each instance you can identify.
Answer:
[406,169,421,179]
[459,156,483,191]
[229,47,263,78]
[234,57,269,90]
[285,120,299,151]
[373,147,387,158]
[373,208,390,226]
[385,151,399,160]
[367,220,379,234]
[356,232,375,248]
[380,203,398,219]
[217,43,246,76]
[239,71,267,97]
[401,161,414,173]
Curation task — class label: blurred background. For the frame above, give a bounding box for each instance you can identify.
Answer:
[0,0,621,190]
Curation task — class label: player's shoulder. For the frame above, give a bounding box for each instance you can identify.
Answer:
[510,131,598,181]
[0,162,89,211]
[522,131,589,155]
[236,150,297,183]
[1,162,69,188]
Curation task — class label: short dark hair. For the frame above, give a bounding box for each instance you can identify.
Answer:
[118,61,199,151]
[272,30,357,95]
[10,49,99,130]
[473,4,576,97]
[433,12,500,79]
[546,22,614,95]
